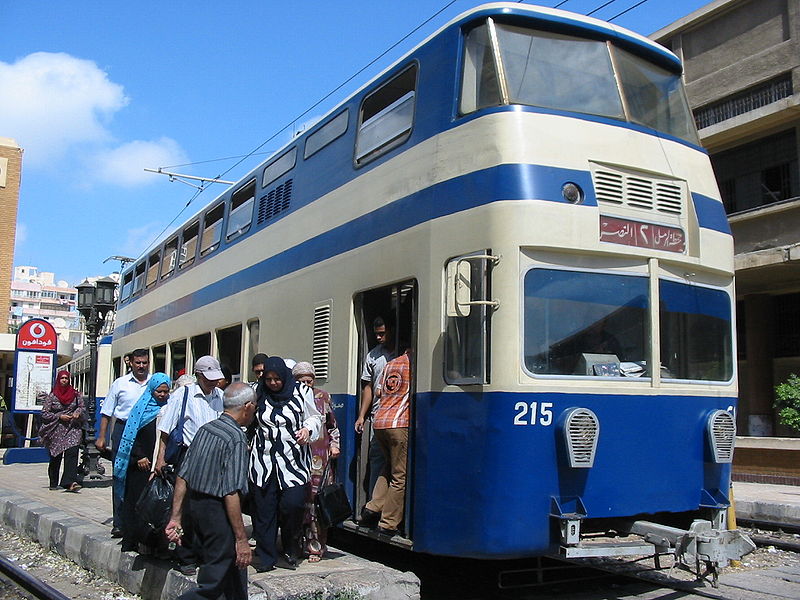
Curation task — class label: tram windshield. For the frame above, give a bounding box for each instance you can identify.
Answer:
[523,269,733,381]
[461,21,698,144]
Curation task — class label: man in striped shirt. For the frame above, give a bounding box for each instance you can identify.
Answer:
[165,382,256,600]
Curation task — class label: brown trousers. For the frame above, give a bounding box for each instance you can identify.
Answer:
[365,427,408,530]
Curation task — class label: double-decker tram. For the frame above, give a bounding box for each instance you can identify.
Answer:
[112,2,754,577]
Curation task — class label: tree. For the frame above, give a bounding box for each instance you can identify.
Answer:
[774,374,800,432]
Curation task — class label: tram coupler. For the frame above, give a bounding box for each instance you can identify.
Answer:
[624,519,756,586]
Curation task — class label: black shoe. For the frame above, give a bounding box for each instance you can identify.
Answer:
[176,563,197,576]
[377,527,400,538]
[110,528,123,538]
[357,507,380,528]
[253,564,275,573]
[279,554,298,570]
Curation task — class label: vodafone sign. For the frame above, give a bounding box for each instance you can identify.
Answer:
[16,319,58,351]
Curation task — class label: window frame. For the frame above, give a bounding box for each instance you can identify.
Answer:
[200,203,225,257]
[179,221,200,270]
[227,179,256,241]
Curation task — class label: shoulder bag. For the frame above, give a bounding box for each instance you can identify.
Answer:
[164,386,189,465]
[314,459,352,527]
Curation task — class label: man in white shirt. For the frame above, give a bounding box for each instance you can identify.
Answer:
[96,348,150,536]
[155,355,225,575]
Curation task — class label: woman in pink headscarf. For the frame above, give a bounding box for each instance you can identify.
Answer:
[292,361,340,563]
[39,370,85,492]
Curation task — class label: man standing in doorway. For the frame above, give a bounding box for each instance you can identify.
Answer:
[354,317,395,526]
[97,348,151,537]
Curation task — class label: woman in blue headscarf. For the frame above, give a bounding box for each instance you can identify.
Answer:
[114,372,171,552]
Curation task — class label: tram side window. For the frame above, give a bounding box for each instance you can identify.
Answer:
[659,280,732,381]
[132,262,146,296]
[460,23,502,114]
[304,110,348,159]
[355,65,417,165]
[227,180,255,241]
[170,339,187,379]
[145,250,160,288]
[162,237,179,280]
[120,270,134,301]
[523,269,648,377]
[444,252,491,385]
[200,204,224,257]
[180,222,199,269]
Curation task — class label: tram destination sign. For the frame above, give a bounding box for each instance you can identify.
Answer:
[600,215,685,253]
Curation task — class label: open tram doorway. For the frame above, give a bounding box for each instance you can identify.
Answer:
[353,280,417,542]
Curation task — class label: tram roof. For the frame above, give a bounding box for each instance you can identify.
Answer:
[125,2,683,275]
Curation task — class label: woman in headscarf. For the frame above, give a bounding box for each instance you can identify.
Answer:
[39,370,85,492]
[249,356,322,571]
[292,361,340,563]
[114,372,171,552]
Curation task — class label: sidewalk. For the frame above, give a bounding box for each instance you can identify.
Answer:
[733,481,800,526]
[0,460,420,600]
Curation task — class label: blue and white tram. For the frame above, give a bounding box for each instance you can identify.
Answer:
[112,3,753,571]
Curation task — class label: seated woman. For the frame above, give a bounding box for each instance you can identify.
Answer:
[249,356,322,571]
[292,361,340,563]
[114,372,171,552]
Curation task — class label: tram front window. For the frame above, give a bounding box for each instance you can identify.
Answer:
[460,21,699,144]
[523,269,648,377]
[659,280,733,381]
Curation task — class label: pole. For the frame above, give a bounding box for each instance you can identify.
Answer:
[80,311,111,487]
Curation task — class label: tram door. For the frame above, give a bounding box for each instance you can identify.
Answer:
[353,280,417,538]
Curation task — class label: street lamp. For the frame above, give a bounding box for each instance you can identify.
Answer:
[76,276,118,487]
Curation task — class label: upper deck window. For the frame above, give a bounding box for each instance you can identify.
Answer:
[162,237,178,280]
[305,110,349,159]
[262,149,296,188]
[200,204,224,257]
[355,65,417,165]
[120,270,134,301]
[179,223,199,269]
[132,262,146,296]
[227,179,255,240]
[461,20,698,144]
[145,250,160,288]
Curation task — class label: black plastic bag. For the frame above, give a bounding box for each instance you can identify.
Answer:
[135,467,175,533]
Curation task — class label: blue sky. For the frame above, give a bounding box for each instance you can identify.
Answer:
[2,0,710,286]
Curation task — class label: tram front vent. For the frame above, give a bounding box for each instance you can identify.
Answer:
[707,410,736,463]
[563,408,599,468]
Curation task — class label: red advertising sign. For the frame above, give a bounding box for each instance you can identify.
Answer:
[600,215,685,253]
[16,319,58,351]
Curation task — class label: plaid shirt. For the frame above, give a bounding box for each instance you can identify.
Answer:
[374,352,411,429]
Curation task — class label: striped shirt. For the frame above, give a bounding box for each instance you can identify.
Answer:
[374,352,411,429]
[249,383,322,490]
[178,413,249,498]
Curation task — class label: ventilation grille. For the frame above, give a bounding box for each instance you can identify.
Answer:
[708,410,736,463]
[594,169,684,216]
[312,303,331,379]
[257,179,293,225]
[563,408,599,468]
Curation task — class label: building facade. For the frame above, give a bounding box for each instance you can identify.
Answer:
[654,0,800,436]
[0,138,22,336]
[9,266,81,346]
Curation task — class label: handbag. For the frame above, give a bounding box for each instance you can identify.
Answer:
[314,459,352,527]
[164,387,189,464]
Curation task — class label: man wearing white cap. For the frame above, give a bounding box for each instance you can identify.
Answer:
[155,355,225,575]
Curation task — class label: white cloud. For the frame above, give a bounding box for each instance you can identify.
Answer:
[92,138,189,186]
[0,52,128,166]
[14,223,27,248]
[119,222,170,259]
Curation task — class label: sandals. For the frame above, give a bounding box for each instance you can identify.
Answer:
[308,555,322,563]
[66,483,82,493]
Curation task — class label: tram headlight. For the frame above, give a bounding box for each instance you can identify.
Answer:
[561,182,584,204]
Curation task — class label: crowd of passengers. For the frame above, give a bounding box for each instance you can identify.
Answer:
[42,318,411,600]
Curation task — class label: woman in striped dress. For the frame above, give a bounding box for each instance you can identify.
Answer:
[249,356,322,571]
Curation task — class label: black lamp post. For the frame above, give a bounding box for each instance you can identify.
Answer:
[77,276,118,487]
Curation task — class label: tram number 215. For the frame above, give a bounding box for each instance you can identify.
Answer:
[513,401,554,426]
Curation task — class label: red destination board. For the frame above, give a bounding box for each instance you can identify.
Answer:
[600,216,685,253]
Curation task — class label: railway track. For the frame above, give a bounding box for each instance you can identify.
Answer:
[0,552,71,600]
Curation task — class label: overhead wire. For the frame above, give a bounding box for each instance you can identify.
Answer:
[608,0,649,21]
[139,0,459,260]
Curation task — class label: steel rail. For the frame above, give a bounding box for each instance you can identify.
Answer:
[0,552,72,600]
